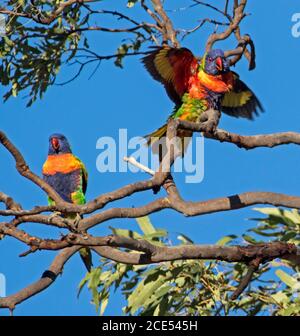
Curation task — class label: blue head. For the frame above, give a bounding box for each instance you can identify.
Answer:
[204,49,230,75]
[48,133,72,155]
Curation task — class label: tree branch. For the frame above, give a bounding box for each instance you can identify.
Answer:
[0,192,22,211]
[92,239,299,266]
[151,0,179,47]
[0,247,79,311]
[231,259,260,300]
[206,0,247,51]
[175,119,300,150]
[0,131,64,206]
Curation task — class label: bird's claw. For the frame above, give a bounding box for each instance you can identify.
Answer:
[73,213,82,228]
[48,211,62,223]
[200,119,218,134]
[200,109,220,134]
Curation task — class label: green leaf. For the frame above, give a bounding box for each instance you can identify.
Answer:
[109,226,142,239]
[275,270,298,289]
[127,0,139,8]
[216,235,237,246]
[128,271,173,314]
[242,234,263,244]
[100,294,109,316]
[77,272,91,298]
[271,291,289,304]
[253,208,300,227]
[142,284,172,310]
[144,229,168,240]
[279,304,300,316]
[175,277,186,287]
[280,231,297,242]
[253,207,282,216]
[177,234,194,244]
[136,216,156,235]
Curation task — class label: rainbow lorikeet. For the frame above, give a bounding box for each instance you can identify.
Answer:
[142,47,263,152]
[42,133,92,272]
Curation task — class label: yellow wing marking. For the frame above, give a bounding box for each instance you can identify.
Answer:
[222,91,252,108]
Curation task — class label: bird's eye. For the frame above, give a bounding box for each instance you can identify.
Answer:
[208,57,213,62]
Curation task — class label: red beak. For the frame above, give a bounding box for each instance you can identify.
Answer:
[215,57,223,71]
[51,137,60,151]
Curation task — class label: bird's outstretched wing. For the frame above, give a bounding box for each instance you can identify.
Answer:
[221,72,264,120]
[142,47,199,105]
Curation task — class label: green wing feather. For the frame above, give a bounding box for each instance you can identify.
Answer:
[221,72,264,120]
[78,157,88,195]
[79,247,93,272]
[71,156,88,205]
[72,157,92,272]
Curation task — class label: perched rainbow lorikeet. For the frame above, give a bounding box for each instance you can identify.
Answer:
[42,133,92,272]
[142,47,263,153]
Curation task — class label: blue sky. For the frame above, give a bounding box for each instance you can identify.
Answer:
[1,0,300,315]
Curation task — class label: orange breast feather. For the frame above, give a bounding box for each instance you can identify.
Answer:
[197,71,233,93]
[42,154,82,175]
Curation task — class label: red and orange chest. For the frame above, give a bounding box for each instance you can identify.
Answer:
[188,70,234,99]
[43,154,82,175]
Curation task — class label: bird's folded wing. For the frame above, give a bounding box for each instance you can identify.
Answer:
[75,156,88,195]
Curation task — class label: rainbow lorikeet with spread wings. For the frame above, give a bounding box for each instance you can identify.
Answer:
[42,134,93,272]
[142,47,263,153]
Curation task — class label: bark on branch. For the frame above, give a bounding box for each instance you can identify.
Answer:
[0,247,79,311]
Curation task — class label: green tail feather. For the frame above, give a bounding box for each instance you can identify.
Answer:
[145,123,168,146]
[76,214,93,273]
[79,247,93,272]
[145,123,192,159]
